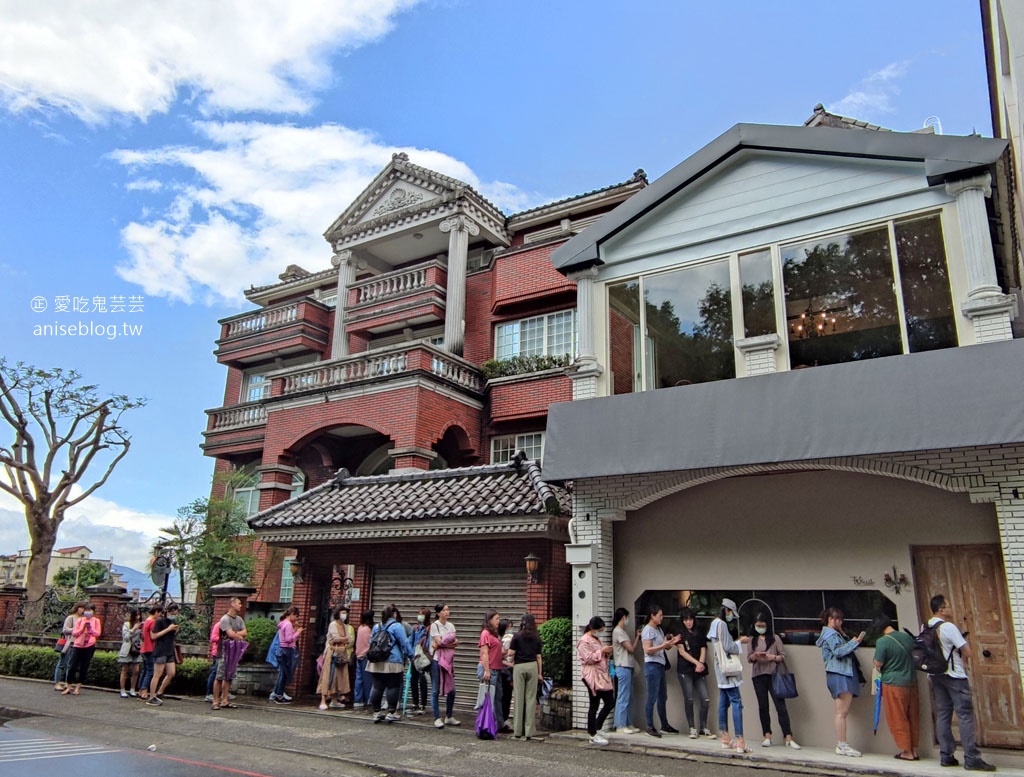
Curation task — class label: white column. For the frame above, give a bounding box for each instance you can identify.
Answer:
[440,215,479,356]
[330,249,357,358]
[566,267,603,400]
[946,174,1018,342]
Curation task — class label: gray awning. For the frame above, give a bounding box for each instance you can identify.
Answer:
[542,340,1024,481]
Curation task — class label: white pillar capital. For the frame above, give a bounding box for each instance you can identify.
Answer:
[439,214,480,237]
[945,173,992,199]
[331,249,354,268]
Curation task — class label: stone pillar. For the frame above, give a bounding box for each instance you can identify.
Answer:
[994,496,1024,698]
[566,485,621,730]
[209,581,257,632]
[390,446,437,472]
[0,585,25,634]
[736,333,781,376]
[946,174,1018,342]
[566,267,604,401]
[84,582,131,642]
[330,249,357,358]
[440,215,479,355]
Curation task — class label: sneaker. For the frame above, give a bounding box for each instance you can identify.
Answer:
[319,702,329,711]
[204,694,214,702]
[964,761,997,772]
[689,728,698,739]
[590,734,609,745]
[622,726,640,734]
[661,724,680,734]
[128,690,137,698]
[785,739,802,750]
[762,738,772,747]
[373,711,385,723]
[646,727,662,738]
[353,702,366,709]
[434,718,444,728]
[228,693,237,700]
[281,693,293,702]
[702,729,716,739]
[385,713,402,723]
[445,716,461,726]
[268,693,278,702]
[145,697,163,706]
[273,696,291,705]
[835,743,862,757]
[941,757,961,767]
[329,701,344,709]
[120,690,129,698]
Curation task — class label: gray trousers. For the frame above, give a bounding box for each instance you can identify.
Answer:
[930,674,982,765]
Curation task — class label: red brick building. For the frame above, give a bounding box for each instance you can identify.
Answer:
[201,153,646,694]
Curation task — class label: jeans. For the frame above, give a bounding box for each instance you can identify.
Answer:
[718,685,743,737]
[354,657,371,704]
[138,653,154,693]
[614,665,634,729]
[67,645,95,685]
[53,648,72,684]
[273,647,298,697]
[931,674,982,764]
[644,661,669,729]
[752,674,791,737]
[369,670,402,713]
[677,671,710,731]
[206,656,218,696]
[430,659,455,719]
[512,662,539,737]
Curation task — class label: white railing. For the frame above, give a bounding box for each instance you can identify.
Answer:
[276,344,482,396]
[208,403,267,430]
[225,302,299,338]
[351,261,439,305]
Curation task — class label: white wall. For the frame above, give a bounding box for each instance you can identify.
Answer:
[614,469,997,754]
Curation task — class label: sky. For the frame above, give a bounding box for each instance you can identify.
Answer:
[0,1,993,571]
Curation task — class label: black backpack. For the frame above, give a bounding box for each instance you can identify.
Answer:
[366,623,395,663]
[906,623,953,674]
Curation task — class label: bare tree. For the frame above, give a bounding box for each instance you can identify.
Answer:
[0,360,146,600]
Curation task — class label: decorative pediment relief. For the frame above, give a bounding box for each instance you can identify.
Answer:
[366,184,432,220]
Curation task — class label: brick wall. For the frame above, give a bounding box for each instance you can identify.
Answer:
[492,245,577,311]
[489,372,573,423]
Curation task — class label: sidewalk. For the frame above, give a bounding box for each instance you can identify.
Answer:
[2,676,1022,777]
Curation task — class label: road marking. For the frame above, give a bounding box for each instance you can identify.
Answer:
[146,752,282,777]
[0,736,119,762]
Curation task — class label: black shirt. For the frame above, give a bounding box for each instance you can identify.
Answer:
[153,616,177,657]
[677,628,707,676]
[508,632,543,664]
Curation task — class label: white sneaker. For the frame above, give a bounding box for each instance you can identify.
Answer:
[762,738,772,747]
[623,726,640,734]
[434,718,444,728]
[268,693,278,702]
[228,693,237,701]
[702,729,716,739]
[689,728,698,739]
[329,701,344,709]
[281,692,292,702]
[385,712,402,722]
[204,694,214,702]
[590,734,609,745]
[785,739,802,750]
[835,743,861,757]
[445,716,461,726]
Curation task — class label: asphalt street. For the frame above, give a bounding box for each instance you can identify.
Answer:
[2,677,1022,777]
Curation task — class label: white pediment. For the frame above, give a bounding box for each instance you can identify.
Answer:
[356,180,442,225]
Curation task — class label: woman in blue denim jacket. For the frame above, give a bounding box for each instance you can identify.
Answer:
[814,607,865,758]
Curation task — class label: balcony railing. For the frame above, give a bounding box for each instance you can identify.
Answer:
[350,259,444,306]
[224,301,299,338]
[207,403,268,431]
[274,343,482,396]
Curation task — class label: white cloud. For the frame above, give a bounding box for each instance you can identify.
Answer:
[113,122,544,304]
[0,0,417,123]
[829,61,910,118]
[0,491,173,572]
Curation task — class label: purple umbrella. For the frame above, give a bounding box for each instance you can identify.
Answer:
[222,639,249,682]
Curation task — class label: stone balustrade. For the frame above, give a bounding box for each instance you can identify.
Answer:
[224,301,299,338]
[351,265,430,305]
[207,403,268,431]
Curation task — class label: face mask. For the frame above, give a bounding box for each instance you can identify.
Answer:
[755,626,767,635]
[339,613,347,622]
[725,613,735,623]
[83,611,93,618]
[417,615,425,624]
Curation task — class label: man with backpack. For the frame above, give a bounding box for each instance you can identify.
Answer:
[927,594,996,772]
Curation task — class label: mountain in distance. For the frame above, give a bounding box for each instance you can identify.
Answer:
[109,563,183,602]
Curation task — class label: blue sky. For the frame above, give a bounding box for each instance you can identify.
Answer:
[0,1,992,569]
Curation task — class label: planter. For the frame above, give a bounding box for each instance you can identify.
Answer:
[232,664,276,697]
[540,687,572,731]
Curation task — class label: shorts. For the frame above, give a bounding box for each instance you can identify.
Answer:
[117,654,142,665]
[154,654,175,665]
[215,656,235,682]
[826,671,859,699]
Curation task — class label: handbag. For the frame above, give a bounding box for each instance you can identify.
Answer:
[771,659,799,699]
[714,622,744,677]
[413,643,431,672]
[54,637,67,654]
[173,644,184,665]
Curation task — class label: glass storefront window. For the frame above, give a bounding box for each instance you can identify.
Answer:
[894,215,958,353]
[782,226,902,369]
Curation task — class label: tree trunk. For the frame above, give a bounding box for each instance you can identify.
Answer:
[26,526,57,601]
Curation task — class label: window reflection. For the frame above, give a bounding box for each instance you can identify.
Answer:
[608,281,641,394]
[783,227,901,368]
[739,249,776,337]
[894,216,958,353]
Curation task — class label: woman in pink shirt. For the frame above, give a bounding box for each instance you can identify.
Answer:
[270,607,304,704]
[478,609,506,730]
[354,610,373,708]
[64,603,101,695]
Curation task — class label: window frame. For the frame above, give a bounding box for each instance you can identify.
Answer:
[491,432,545,464]
[494,309,578,361]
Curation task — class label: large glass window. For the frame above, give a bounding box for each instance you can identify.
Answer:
[607,281,641,394]
[495,310,577,361]
[243,372,270,403]
[491,432,544,463]
[894,215,957,353]
[739,249,776,338]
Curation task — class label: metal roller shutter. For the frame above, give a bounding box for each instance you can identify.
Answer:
[370,567,527,713]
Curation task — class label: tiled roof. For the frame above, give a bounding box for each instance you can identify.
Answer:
[508,169,649,222]
[248,456,571,536]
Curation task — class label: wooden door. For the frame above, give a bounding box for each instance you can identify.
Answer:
[912,544,1024,747]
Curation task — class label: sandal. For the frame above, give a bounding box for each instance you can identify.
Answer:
[223,703,239,708]
[211,704,221,710]
[61,687,72,695]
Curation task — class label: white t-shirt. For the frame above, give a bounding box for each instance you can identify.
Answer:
[928,616,968,679]
[612,625,637,670]
[429,620,456,657]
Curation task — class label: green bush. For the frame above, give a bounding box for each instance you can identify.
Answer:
[539,616,573,686]
[0,645,211,696]
[481,354,572,380]
[244,617,277,662]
